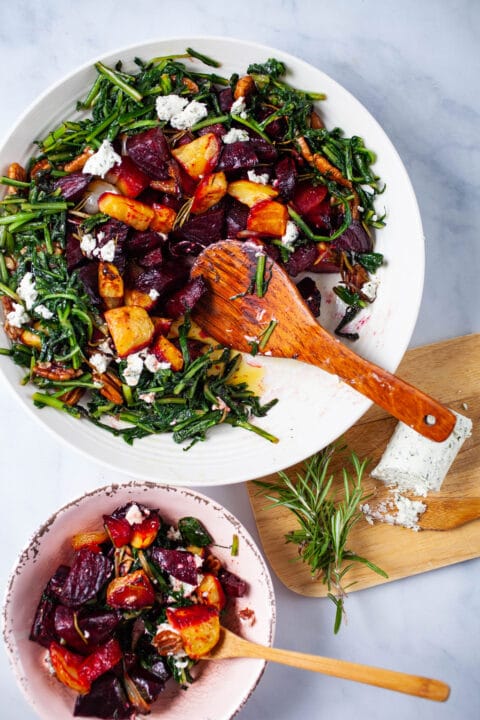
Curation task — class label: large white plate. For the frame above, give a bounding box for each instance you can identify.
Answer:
[0,37,424,485]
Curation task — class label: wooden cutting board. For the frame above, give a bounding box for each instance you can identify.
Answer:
[247,334,480,597]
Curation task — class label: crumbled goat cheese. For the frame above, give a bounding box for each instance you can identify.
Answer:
[247,169,269,185]
[98,338,114,355]
[149,288,160,300]
[34,304,54,320]
[361,493,427,531]
[212,396,231,413]
[230,96,248,119]
[139,392,156,404]
[167,526,182,541]
[83,139,121,178]
[123,353,144,387]
[17,272,38,309]
[371,411,472,495]
[144,352,170,373]
[98,239,116,262]
[80,233,97,259]
[155,94,188,121]
[125,503,147,526]
[170,100,208,130]
[6,302,30,328]
[281,220,299,248]
[222,128,250,144]
[89,352,110,374]
[361,278,380,302]
[168,576,197,597]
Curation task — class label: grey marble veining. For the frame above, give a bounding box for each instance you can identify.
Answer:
[1,2,479,719]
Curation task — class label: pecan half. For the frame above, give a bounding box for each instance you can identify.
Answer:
[1,297,23,340]
[93,370,123,405]
[6,162,27,195]
[152,629,184,656]
[32,362,83,381]
[58,387,85,406]
[63,147,94,173]
[234,75,255,100]
[203,553,222,575]
[30,158,52,182]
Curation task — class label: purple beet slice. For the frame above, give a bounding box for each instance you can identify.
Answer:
[137,246,164,268]
[225,198,249,238]
[125,230,165,256]
[284,244,317,277]
[77,262,101,305]
[30,565,70,647]
[296,276,321,317]
[126,127,172,180]
[163,276,207,319]
[150,547,199,585]
[73,673,132,718]
[332,219,373,253]
[66,232,86,272]
[217,568,248,597]
[128,663,169,703]
[54,548,113,608]
[54,173,92,201]
[134,262,189,297]
[217,142,259,172]
[274,156,298,200]
[172,205,225,248]
[248,137,278,163]
[54,606,121,654]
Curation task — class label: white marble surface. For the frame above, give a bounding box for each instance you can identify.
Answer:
[1,2,479,719]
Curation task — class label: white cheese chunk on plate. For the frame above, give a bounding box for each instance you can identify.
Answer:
[371,411,472,495]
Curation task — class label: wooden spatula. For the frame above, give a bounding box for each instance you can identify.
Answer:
[203,627,450,701]
[191,240,455,442]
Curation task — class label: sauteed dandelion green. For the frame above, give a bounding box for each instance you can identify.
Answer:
[0,48,385,445]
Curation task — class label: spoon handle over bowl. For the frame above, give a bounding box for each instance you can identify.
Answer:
[191,240,456,443]
[296,325,456,442]
[208,629,450,702]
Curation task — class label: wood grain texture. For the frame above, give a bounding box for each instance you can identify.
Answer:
[192,240,455,440]
[247,334,480,597]
[205,628,450,701]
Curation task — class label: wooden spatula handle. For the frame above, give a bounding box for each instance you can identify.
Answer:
[300,329,456,442]
[240,640,450,701]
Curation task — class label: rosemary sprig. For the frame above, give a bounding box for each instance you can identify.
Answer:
[255,445,387,633]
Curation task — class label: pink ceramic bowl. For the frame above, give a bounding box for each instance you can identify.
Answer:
[2,483,276,720]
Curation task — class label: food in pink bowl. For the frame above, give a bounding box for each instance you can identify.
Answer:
[3,484,275,720]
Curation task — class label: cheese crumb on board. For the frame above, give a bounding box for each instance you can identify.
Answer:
[370,411,472,496]
[362,494,427,531]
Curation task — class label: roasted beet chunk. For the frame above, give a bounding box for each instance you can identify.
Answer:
[128,662,170,703]
[173,205,225,249]
[66,232,85,272]
[77,262,101,305]
[217,142,259,172]
[30,595,58,647]
[274,156,297,200]
[332,220,373,253]
[30,565,70,647]
[198,123,227,138]
[54,548,113,608]
[54,606,121,655]
[54,172,92,201]
[218,87,234,112]
[134,262,189,298]
[225,197,249,238]
[150,547,200,585]
[126,230,165,256]
[164,276,207,319]
[248,137,278,163]
[296,276,321,317]
[126,127,172,180]
[73,673,132,719]
[217,568,248,598]
[284,243,317,277]
[137,246,164,268]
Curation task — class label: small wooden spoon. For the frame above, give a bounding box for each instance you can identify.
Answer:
[204,627,450,702]
[191,240,456,442]
[368,495,480,530]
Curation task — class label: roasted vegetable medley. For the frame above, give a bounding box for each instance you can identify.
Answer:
[30,500,248,718]
[0,49,385,446]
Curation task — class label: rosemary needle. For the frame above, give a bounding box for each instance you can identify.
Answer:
[255,444,387,633]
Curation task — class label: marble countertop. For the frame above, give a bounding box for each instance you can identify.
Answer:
[1,2,479,719]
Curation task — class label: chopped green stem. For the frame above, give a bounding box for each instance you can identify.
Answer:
[94,61,143,103]
[259,319,278,350]
[0,176,30,188]
[185,47,221,68]
[32,392,82,417]
[255,253,266,297]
